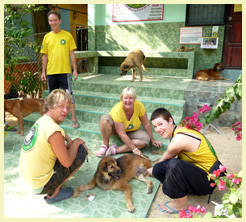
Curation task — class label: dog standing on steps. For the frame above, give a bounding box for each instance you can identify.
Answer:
[73,154,153,212]
[120,49,148,82]
[4,98,44,136]
[195,62,227,81]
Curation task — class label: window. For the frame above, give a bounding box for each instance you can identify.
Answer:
[186,4,225,26]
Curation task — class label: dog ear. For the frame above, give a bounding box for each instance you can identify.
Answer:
[101,162,108,172]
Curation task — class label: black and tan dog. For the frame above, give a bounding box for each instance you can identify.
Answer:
[195,62,227,81]
[73,154,153,212]
[120,49,147,82]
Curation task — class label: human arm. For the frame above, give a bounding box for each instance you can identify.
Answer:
[140,113,162,148]
[41,54,48,81]
[114,122,142,155]
[70,50,78,80]
[48,131,84,168]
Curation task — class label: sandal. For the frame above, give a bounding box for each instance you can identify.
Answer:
[157,201,188,214]
[96,144,108,157]
[105,144,117,156]
[72,120,80,129]
[44,187,74,204]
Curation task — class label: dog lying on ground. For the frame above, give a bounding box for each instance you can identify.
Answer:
[120,49,148,82]
[195,62,227,81]
[73,154,153,212]
[176,45,196,52]
[4,98,44,136]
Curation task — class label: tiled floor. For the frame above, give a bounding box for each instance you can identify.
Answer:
[4,73,236,218]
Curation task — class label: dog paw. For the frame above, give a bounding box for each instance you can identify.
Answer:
[72,187,82,198]
[127,204,135,213]
[147,185,153,194]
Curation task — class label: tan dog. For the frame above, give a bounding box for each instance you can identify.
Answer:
[74,154,153,212]
[176,45,196,52]
[4,98,44,136]
[120,49,147,82]
[195,62,226,81]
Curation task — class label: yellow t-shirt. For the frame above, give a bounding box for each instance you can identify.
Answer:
[175,127,217,174]
[19,114,65,189]
[40,30,76,75]
[109,100,146,132]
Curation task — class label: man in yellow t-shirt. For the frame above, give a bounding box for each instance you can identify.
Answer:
[40,10,79,128]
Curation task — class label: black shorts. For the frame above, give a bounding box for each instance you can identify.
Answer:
[47,74,75,103]
[41,144,87,196]
[152,158,215,199]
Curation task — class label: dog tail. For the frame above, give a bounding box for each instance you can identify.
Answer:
[142,64,148,72]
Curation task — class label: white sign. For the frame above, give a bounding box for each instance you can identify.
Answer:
[179,27,203,44]
[112,4,164,22]
[201,37,218,49]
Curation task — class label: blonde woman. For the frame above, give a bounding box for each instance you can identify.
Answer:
[19,89,88,204]
[96,87,162,157]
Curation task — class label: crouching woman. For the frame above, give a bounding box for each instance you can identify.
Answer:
[19,89,88,204]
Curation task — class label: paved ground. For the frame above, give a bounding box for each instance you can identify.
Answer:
[5,113,242,218]
[147,126,242,218]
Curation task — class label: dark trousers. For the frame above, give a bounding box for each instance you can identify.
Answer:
[152,158,215,199]
[41,144,87,196]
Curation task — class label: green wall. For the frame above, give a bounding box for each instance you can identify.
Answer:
[88,4,225,76]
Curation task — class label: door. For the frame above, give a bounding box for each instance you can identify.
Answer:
[222,4,242,69]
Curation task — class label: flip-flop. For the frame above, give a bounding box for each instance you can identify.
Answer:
[157,201,187,214]
[96,144,108,157]
[44,187,74,204]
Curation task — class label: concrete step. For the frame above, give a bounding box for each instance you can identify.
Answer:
[24,112,170,148]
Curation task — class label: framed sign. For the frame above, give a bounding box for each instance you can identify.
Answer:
[201,37,218,49]
[179,27,203,44]
[112,4,164,22]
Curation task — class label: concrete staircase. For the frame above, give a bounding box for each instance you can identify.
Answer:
[24,73,187,153]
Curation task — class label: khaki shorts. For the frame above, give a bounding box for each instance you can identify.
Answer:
[101,114,150,145]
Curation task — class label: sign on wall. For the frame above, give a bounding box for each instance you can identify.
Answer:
[179,27,203,44]
[112,4,164,22]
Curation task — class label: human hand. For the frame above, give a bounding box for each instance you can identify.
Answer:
[132,147,142,156]
[152,140,162,148]
[73,70,78,80]
[41,72,46,81]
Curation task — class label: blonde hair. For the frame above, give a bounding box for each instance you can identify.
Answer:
[120,87,137,101]
[44,89,72,112]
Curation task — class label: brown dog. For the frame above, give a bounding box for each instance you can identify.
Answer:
[4,98,44,136]
[120,49,147,82]
[195,62,227,81]
[74,154,153,212]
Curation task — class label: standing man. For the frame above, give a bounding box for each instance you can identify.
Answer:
[40,10,80,128]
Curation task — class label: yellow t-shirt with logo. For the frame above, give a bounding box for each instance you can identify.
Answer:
[109,100,146,132]
[19,114,65,189]
[40,30,76,75]
[175,127,217,174]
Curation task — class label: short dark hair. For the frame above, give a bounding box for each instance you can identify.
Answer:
[47,10,61,20]
[151,108,175,124]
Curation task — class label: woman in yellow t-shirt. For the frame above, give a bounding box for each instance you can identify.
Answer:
[96,87,162,157]
[147,108,224,214]
[19,89,88,204]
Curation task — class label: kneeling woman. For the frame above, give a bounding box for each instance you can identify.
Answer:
[148,108,224,214]
[19,89,88,204]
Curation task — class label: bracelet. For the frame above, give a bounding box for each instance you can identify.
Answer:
[132,148,138,152]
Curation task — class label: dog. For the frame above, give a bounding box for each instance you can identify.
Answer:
[4,98,44,136]
[195,62,227,81]
[176,45,196,52]
[120,49,147,82]
[73,154,153,212]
